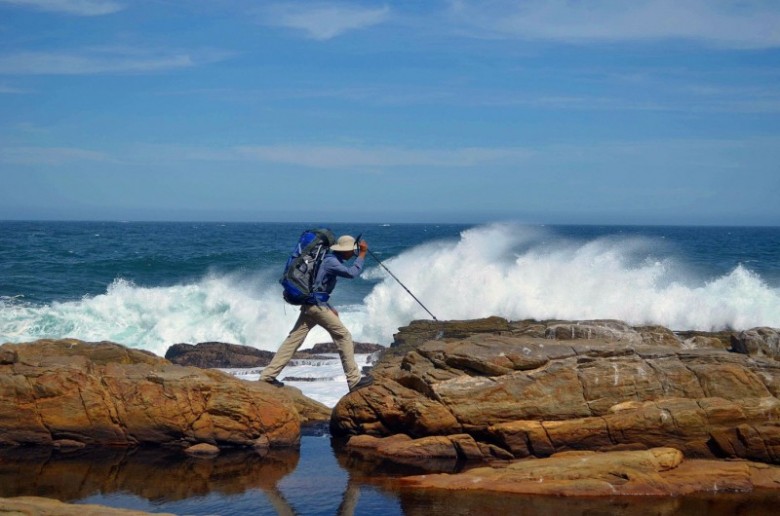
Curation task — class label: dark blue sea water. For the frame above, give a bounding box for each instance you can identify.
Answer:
[2,221,780,356]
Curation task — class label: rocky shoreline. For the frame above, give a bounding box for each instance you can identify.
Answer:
[331,318,780,497]
[2,317,780,512]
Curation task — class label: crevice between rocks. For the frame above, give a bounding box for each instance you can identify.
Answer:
[25,375,53,442]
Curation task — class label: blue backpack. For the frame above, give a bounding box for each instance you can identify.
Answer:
[280,228,337,305]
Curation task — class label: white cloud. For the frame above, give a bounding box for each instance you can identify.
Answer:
[0,83,27,93]
[0,146,113,165]
[447,0,780,49]
[263,2,390,40]
[0,47,229,75]
[231,144,531,168]
[0,0,124,16]
[128,143,533,169]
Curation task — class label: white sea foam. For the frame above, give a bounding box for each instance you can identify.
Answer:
[222,353,374,408]
[360,223,780,339]
[0,272,329,357]
[1,223,779,355]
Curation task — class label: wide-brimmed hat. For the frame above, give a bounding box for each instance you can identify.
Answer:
[331,235,356,252]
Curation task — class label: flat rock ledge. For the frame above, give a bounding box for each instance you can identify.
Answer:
[332,318,780,467]
[346,434,780,495]
[165,341,384,368]
[396,447,780,497]
[0,339,330,449]
[0,496,171,515]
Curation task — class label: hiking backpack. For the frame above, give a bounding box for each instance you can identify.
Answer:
[279,228,337,305]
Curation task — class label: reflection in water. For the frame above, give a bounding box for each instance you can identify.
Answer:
[2,438,780,515]
[0,445,298,502]
[0,437,398,516]
[333,438,780,516]
[393,489,780,516]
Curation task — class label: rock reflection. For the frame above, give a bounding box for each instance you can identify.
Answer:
[330,438,780,516]
[4,439,779,515]
[392,489,780,516]
[0,446,298,503]
[331,437,455,478]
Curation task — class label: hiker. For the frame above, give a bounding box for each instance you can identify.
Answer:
[260,235,373,392]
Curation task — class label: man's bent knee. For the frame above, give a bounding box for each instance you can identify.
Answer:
[329,328,351,341]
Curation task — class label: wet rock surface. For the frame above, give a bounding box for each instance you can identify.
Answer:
[397,447,780,496]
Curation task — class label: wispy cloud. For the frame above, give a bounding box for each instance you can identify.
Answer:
[0,83,28,93]
[447,0,780,49]
[0,0,124,16]
[0,146,114,165]
[0,46,229,75]
[130,143,533,169]
[233,144,531,168]
[262,2,390,40]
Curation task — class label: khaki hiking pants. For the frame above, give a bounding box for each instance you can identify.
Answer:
[260,304,361,389]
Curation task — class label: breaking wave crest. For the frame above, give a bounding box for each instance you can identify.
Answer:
[0,273,315,356]
[359,223,780,341]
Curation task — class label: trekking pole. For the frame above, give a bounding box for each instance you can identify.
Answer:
[365,248,439,322]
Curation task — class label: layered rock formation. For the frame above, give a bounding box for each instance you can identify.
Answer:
[165,341,384,368]
[165,341,275,368]
[731,327,780,359]
[397,447,780,496]
[332,318,780,466]
[0,339,330,449]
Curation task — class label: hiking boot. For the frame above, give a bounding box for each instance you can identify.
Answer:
[349,376,373,392]
[261,377,284,388]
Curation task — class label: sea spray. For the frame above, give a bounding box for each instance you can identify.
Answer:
[360,223,780,340]
[0,273,317,356]
[2,223,779,354]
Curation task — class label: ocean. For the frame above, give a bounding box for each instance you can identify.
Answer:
[2,221,779,358]
[2,221,780,514]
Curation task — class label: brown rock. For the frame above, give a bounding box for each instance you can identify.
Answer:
[334,379,460,437]
[345,433,509,470]
[0,496,173,515]
[185,443,220,456]
[545,320,680,348]
[0,348,18,365]
[731,327,780,360]
[165,342,274,368]
[391,316,513,352]
[331,318,780,465]
[397,447,780,497]
[377,435,457,460]
[0,339,331,449]
[285,388,333,424]
[676,330,733,350]
[165,341,384,370]
[11,338,165,366]
[52,439,87,450]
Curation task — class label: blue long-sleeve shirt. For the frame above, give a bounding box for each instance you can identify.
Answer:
[312,253,365,302]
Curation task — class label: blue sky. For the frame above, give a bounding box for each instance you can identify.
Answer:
[0,0,778,225]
